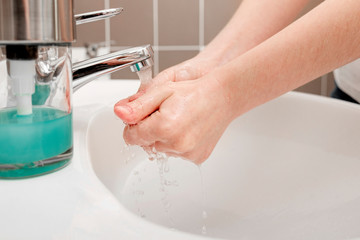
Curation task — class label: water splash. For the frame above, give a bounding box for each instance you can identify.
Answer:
[119,144,134,165]
[131,168,146,218]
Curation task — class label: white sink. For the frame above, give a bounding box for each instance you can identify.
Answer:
[86,81,360,240]
[2,80,360,240]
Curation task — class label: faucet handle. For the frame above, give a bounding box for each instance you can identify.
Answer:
[75,8,123,25]
[84,41,117,58]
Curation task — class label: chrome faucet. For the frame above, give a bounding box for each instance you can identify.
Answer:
[0,0,154,91]
[72,8,154,91]
[73,45,153,91]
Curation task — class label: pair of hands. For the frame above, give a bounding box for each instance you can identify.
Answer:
[114,56,235,164]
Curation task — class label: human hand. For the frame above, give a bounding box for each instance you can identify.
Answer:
[114,54,223,131]
[137,53,220,93]
[114,73,235,164]
[113,56,215,127]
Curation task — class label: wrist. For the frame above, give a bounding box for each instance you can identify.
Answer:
[208,61,255,120]
[199,68,242,122]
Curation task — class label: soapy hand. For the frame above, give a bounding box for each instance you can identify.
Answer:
[113,56,218,120]
[137,54,220,93]
[114,73,234,164]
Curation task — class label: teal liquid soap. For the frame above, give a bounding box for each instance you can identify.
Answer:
[0,107,73,178]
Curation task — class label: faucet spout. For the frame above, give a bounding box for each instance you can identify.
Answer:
[72,44,154,91]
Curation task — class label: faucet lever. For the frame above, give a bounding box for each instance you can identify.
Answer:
[75,8,123,25]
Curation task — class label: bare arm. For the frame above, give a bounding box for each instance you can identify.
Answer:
[138,0,309,85]
[199,0,310,65]
[219,0,360,118]
[115,0,360,163]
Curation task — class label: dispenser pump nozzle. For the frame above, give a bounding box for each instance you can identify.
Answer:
[6,45,38,116]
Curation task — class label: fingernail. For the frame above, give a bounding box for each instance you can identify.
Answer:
[115,105,133,115]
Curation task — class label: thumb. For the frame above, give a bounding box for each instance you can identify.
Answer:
[114,85,172,124]
[138,67,177,92]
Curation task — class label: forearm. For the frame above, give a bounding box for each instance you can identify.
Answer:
[199,0,309,65]
[217,0,360,118]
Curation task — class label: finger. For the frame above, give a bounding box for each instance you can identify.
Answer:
[153,139,209,165]
[136,62,195,94]
[113,89,147,110]
[114,96,133,123]
[152,142,194,162]
[138,67,176,92]
[114,96,131,107]
[123,111,162,146]
[114,85,172,124]
[142,144,154,154]
[128,89,146,101]
[153,141,180,155]
[123,124,152,146]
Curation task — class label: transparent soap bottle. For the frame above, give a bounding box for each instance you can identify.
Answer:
[0,0,153,179]
[0,45,73,178]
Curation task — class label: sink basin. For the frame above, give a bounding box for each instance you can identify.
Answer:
[86,82,360,240]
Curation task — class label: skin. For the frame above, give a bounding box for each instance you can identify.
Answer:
[114,0,360,164]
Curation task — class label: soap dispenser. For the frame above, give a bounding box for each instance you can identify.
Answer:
[0,0,76,178]
[0,0,154,179]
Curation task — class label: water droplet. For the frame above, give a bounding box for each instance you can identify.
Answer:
[151,146,156,153]
[202,225,207,235]
[198,165,208,235]
[162,200,171,209]
[133,190,144,196]
[164,163,170,173]
[202,210,208,219]
[164,180,179,187]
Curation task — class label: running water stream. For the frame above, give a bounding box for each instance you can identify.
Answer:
[136,67,153,86]
[145,148,208,235]
[120,141,209,235]
[198,165,208,235]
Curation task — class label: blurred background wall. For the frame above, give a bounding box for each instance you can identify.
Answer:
[74,0,334,96]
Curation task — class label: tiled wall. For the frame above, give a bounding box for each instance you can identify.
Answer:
[74,0,334,96]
